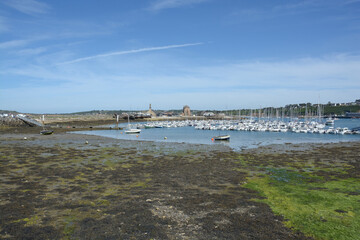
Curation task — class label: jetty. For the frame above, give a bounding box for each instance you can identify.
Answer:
[16,115,43,127]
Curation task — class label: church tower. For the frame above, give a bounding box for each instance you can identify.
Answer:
[146,104,157,117]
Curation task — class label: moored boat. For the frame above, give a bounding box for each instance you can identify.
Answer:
[213,135,230,141]
[125,113,141,134]
[40,130,54,135]
[125,129,141,134]
[39,115,54,135]
[325,118,335,125]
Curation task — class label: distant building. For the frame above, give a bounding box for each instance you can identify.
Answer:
[285,104,299,108]
[160,112,173,117]
[203,112,215,117]
[183,105,191,116]
[299,103,312,107]
[134,112,151,119]
[355,99,360,105]
[146,104,157,117]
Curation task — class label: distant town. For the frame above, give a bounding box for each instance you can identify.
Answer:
[1,99,360,126]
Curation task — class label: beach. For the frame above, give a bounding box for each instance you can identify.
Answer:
[0,125,359,239]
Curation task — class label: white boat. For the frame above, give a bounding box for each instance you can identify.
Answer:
[125,129,141,134]
[144,123,155,129]
[125,114,141,134]
[325,118,334,125]
[213,135,230,141]
[342,128,353,135]
[326,127,336,134]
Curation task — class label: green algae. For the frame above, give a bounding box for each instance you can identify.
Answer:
[62,215,78,239]
[13,215,41,226]
[245,170,360,240]
[235,146,360,240]
[120,163,134,168]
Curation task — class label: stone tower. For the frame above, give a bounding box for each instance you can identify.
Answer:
[183,105,191,116]
[146,104,157,117]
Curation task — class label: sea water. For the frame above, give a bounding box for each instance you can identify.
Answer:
[77,119,360,150]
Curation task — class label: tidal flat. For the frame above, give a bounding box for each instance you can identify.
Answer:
[0,128,359,239]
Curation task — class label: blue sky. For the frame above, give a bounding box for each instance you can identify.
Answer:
[1,0,360,113]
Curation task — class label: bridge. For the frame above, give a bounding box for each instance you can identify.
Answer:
[16,115,43,127]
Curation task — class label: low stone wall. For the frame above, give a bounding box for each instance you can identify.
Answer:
[0,117,27,127]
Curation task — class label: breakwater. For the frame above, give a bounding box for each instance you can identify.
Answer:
[0,116,27,127]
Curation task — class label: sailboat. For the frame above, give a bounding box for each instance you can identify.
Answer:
[40,115,54,135]
[125,114,141,134]
[213,127,230,140]
[325,115,335,125]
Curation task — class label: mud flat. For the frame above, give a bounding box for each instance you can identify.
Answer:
[0,128,359,239]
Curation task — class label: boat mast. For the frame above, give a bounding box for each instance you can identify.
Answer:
[317,95,322,123]
[127,113,130,129]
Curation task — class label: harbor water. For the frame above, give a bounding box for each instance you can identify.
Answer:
[77,118,360,150]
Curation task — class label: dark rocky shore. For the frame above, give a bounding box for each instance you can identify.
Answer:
[0,126,359,239]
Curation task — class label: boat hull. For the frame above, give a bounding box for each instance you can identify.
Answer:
[125,129,141,134]
[213,135,230,141]
[40,130,54,135]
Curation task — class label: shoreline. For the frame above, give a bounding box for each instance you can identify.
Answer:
[2,125,360,152]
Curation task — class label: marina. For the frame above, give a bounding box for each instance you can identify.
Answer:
[79,118,360,150]
[2,0,360,238]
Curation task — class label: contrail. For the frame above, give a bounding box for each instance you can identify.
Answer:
[58,42,203,65]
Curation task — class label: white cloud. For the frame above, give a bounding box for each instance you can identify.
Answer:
[0,39,30,49]
[148,0,209,11]
[191,55,360,90]
[2,50,360,112]
[2,0,50,15]
[0,36,50,50]
[57,42,204,65]
[272,0,317,11]
[16,47,47,55]
[344,0,360,4]
[229,0,358,23]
